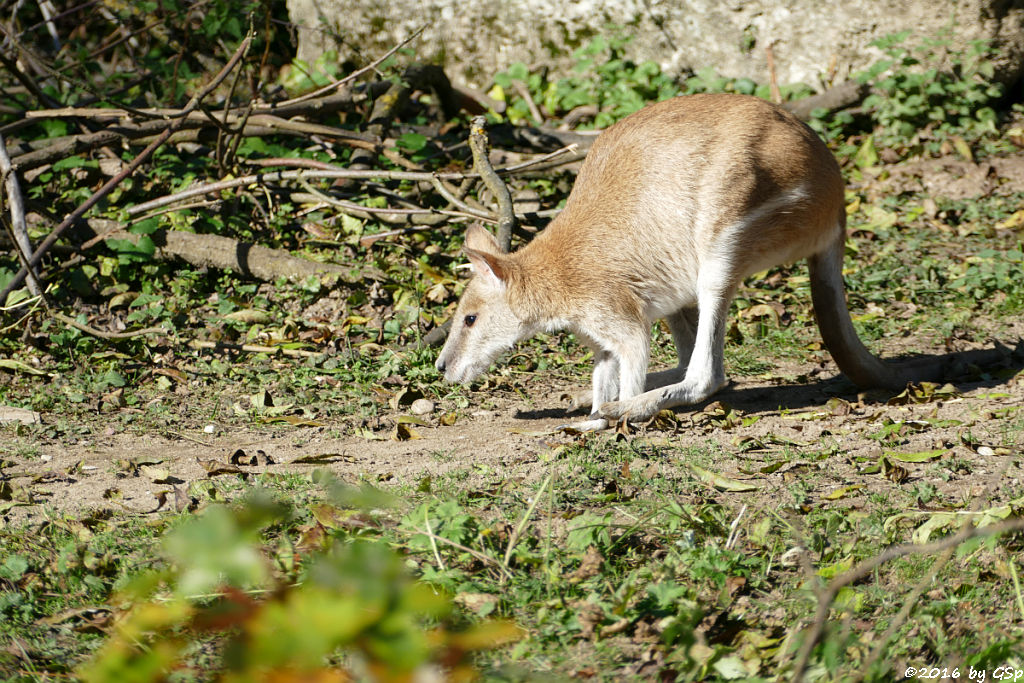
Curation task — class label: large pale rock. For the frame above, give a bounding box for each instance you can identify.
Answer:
[286,0,1024,90]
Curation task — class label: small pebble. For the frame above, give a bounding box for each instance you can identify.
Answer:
[203,424,216,434]
[410,399,435,415]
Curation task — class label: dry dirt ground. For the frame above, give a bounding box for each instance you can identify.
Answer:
[4,152,1024,529]
[4,318,1022,528]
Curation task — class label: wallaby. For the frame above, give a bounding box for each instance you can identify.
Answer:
[436,93,937,431]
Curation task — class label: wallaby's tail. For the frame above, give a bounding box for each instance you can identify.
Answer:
[807,225,940,390]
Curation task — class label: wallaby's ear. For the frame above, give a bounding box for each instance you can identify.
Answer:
[465,246,510,289]
[464,223,502,255]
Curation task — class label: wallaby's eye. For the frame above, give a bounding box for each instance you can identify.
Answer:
[464,314,477,327]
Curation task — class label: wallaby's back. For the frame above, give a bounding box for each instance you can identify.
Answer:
[514,94,846,324]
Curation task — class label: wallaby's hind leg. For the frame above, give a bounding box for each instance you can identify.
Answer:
[599,268,734,421]
[568,307,697,413]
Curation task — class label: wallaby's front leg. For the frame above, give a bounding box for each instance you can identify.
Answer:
[568,308,696,413]
[563,325,648,431]
[568,366,682,413]
[600,277,732,422]
[615,329,650,401]
[563,349,617,432]
[583,326,654,423]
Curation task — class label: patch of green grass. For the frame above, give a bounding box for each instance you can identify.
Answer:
[4,428,1024,679]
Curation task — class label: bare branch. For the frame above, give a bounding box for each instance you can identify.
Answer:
[54,312,166,339]
[8,101,377,172]
[123,147,579,218]
[188,339,323,359]
[0,131,41,296]
[0,33,255,305]
[104,228,365,284]
[469,116,517,252]
[790,515,1024,681]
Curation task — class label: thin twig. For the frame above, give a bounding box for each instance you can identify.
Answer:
[0,33,255,305]
[0,131,41,295]
[725,504,747,550]
[424,507,447,572]
[1009,555,1024,623]
[512,80,545,124]
[468,115,517,252]
[114,145,579,220]
[81,200,221,248]
[54,312,167,340]
[501,143,579,173]
[428,176,494,220]
[124,161,543,218]
[273,26,426,107]
[501,475,551,584]
[9,93,375,171]
[216,52,252,173]
[37,0,61,52]
[293,182,483,225]
[765,43,782,104]
[0,290,48,335]
[0,23,169,120]
[246,157,348,171]
[399,525,513,581]
[0,50,61,109]
[126,168,454,216]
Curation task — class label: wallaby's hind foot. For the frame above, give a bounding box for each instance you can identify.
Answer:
[568,366,687,414]
[599,375,728,422]
[556,417,609,433]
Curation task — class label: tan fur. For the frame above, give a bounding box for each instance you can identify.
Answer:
[436,93,936,430]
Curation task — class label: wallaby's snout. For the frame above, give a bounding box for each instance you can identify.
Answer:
[435,354,450,379]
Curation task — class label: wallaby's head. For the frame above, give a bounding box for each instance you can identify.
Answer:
[435,225,529,384]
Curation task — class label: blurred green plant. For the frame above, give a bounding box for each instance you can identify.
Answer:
[78,491,519,682]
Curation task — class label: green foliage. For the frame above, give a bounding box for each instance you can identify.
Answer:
[949,246,1024,307]
[78,491,518,681]
[684,65,813,102]
[857,31,1003,146]
[493,33,682,127]
[492,31,817,128]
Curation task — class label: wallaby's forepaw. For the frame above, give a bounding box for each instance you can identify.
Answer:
[565,390,593,413]
[556,418,609,433]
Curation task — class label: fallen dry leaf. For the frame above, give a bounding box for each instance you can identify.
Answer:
[568,545,604,582]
